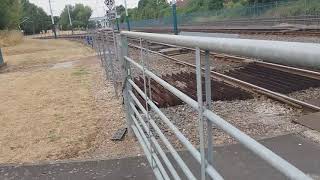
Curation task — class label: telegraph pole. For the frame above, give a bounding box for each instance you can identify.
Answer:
[124,0,130,31]
[48,0,57,38]
[67,5,73,34]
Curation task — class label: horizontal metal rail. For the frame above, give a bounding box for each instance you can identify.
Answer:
[125,55,312,180]
[128,79,223,180]
[121,31,320,69]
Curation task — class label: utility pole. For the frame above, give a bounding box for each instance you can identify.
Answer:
[172,0,178,35]
[48,0,57,39]
[124,0,130,31]
[67,5,73,34]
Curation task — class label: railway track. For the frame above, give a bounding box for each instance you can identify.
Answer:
[134,27,320,37]
[46,31,320,111]
[128,41,320,112]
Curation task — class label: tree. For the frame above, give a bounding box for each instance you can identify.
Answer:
[0,0,22,29]
[207,0,224,10]
[59,4,92,30]
[20,0,51,34]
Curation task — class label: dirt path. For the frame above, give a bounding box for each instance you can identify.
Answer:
[0,39,141,164]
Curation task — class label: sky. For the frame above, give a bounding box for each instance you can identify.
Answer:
[29,0,141,17]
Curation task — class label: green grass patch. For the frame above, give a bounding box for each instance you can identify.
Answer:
[72,68,90,76]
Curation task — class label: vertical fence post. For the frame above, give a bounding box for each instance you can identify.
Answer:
[172,0,178,35]
[195,47,206,180]
[101,32,110,80]
[139,38,156,170]
[120,34,133,136]
[0,48,4,67]
[106,31,119,98]
[205,50,213,168]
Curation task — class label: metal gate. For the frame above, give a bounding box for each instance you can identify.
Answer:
[95,29,314,180]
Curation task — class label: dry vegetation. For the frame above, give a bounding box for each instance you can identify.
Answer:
[2,38,94,71]
[0,31,23,47]
[0,38,140,164]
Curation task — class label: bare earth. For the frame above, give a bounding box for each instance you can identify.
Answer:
[0,38,140,164]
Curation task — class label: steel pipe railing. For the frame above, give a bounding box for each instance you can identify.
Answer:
[121,31,320,69]
[124,55,312,180]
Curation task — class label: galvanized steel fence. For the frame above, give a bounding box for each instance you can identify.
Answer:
[92,29,314,180]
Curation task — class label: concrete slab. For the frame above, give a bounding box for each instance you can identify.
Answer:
[1,134,319,180]
[0,156,154,180]
[294,112,320,132]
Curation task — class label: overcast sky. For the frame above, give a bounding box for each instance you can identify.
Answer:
[29,0,141,17]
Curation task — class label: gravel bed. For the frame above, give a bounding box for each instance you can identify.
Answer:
[240,34,320,43]
[128,48,194,78]
[127,47,244,78]
[148,97,306,149]
[172,52,245,73]
[119,42,320,150]
[288,87,320,103]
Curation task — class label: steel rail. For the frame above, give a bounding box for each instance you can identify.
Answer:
[127,42,320,112]
[129,38,320,81]
[122,31,320,69]
[125,55,312,180]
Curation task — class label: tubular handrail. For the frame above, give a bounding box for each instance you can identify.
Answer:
[121,31,320,69]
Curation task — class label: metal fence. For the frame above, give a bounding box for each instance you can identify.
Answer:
[92,28,121,98]
[101,30,316,180]
[120,0,320,29]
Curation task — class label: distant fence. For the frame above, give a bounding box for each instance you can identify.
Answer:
[120,0,320,29]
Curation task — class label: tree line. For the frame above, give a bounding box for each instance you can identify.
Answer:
[116,0,285,22]
[0,0,92,34]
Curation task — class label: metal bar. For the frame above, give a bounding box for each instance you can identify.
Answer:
[125,56,312,180]
[205,50,213,166]
[120,35,133,135]
[101,33,110,80]
[139,38,155,169]
[112,29,119,61]
[121,31,320,69]
[106,32,119,98]
[130,114,170,180]
[129,101,181,180]
[129,89,196,180]
[195,47,206,180]
[131,125,164,180]
[128,79,223,180]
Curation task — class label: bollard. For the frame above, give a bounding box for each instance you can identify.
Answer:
[0,48,5,67]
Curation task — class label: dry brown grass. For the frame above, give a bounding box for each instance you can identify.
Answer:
[0,31,23,47]
[1,38,94,72]
[0,39,140,164]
